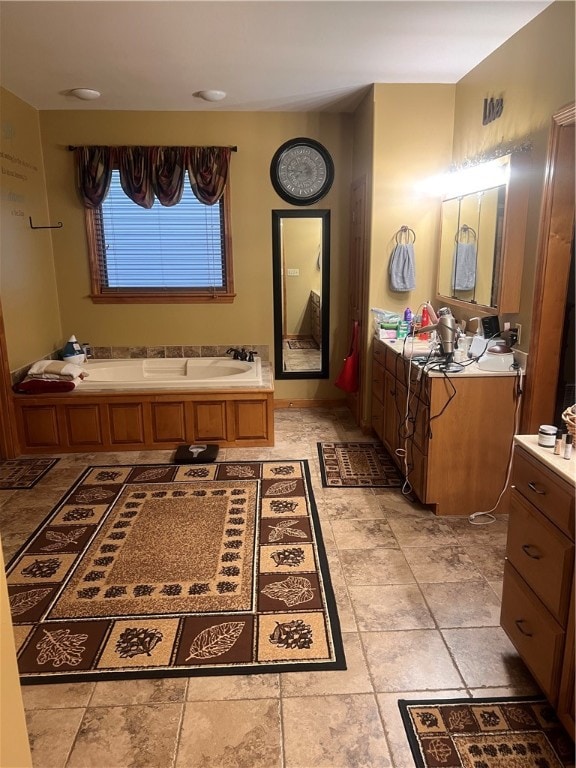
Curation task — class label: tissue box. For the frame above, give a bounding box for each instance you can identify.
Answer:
[378,329,397,340]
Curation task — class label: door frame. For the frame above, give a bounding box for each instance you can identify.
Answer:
[521,102,575,432]
[0,300,19,458]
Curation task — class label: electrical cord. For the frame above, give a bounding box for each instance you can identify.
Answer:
[468,367,524,526]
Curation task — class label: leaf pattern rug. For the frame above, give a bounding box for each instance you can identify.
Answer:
[6,461,345,683]
[317,442,402,488]
[399,697,574,768]
[0,458,59,490]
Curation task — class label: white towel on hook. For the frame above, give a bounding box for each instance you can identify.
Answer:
[389,243,416,291]
[452,242,477,291]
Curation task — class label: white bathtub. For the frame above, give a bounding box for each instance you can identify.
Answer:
[77,357,263,390]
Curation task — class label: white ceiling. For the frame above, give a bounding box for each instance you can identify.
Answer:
[0,0,553,112]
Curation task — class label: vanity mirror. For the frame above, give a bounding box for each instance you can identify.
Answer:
[272,209,330,379]
[436,152,529,314]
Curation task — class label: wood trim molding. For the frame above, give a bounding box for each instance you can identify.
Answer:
[0,302,19,457]
[521,102,575,433]
[273,398,345,409]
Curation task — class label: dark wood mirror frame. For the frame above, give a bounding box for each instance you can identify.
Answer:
[272,209,330,379]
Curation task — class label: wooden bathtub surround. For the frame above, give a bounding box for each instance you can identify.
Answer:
[12,388,274,453]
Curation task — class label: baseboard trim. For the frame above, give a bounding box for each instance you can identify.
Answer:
[274,398,346,409]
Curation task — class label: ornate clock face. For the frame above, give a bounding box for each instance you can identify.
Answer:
[270,138,334,206]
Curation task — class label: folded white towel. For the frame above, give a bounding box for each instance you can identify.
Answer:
[27,360,89,380]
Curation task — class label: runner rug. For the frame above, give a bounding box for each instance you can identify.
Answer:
[287,339,318,350]
[0,458,59,490]
[7,460,345,684]
[317,441,402,488]
[398,696,574,768]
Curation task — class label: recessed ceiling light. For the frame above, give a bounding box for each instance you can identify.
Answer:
[69,88,101,101]
[194,90,227,102]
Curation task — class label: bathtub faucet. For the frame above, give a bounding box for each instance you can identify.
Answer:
[226,347,257,362]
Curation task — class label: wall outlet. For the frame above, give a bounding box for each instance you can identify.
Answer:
[286,268,300,276]
[511,324,521,345]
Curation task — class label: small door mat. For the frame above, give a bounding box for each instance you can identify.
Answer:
[287,339,319,350]
[0,458,59,490]
[317,442,402,488]
[6,460,345,683]
[398,696,574,768]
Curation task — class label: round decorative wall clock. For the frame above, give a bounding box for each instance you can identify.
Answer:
[270,137,334,206]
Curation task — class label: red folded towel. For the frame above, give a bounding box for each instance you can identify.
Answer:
[13,379,76,394]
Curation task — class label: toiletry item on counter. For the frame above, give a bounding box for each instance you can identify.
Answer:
[397,320,410,339]
[554,429,564,455]
[419,305,430,340]
[564,433,573,460]
[403,307,413,323]
[538,424,557,448]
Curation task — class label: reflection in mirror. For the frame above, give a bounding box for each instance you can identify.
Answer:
[438,186,506,307]
[437,154,509,310]
[272,210,330,379]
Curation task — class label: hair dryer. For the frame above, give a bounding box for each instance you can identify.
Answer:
[415,307,463,372]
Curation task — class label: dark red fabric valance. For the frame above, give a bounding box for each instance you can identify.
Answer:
[74,145,232,209]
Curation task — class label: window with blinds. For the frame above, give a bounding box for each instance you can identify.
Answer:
[86,170,234,303]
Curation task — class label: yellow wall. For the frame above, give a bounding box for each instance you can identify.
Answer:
[38,110,352,401]
[452,0,575,343]
[370,84,456,318]
[0,89,62,370]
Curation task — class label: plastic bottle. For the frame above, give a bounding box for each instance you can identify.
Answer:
[420,306,430,340]
[403,307,413,323]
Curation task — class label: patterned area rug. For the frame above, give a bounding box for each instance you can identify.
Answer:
[7,461,345,684]
[0,458,59,490]
[287,339,319,350]
[399,697,574,768]
[317,442,402,488]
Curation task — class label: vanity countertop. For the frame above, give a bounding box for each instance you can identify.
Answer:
[378,337,523,378]
[514,434,575,485]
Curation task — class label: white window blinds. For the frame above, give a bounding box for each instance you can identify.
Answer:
[98,170,226,290]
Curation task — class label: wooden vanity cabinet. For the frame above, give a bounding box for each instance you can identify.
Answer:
[371,338,518,516]
[310,290,321,347]
[500,445,575,739]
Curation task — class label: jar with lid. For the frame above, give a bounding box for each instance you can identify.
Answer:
[538,425,557,448]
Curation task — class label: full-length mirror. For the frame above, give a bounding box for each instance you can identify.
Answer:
[436,152,528,313]
[272,210,330,379]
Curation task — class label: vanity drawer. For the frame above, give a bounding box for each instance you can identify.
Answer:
[512,447,574,538]
[501,562,565,703]
[373,341,386,366]
[507,490,574,625]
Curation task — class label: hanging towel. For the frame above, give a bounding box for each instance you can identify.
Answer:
[389,243,416,291]
[452,242,477,291]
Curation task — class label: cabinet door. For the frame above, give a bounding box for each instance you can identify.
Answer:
[150,402,187,443]
[232,400,269,441]
[108,403,146,445]
[192,401,227,441]
[557,591,575,739]
[20,405,60,448]
[64,404,104,447]
[382,369,399,458]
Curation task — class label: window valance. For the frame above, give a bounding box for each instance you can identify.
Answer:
[73,145,233,209]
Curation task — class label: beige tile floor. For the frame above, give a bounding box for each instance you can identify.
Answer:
[1,406,540,768]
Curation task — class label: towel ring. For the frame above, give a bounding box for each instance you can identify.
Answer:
[395,225,416,244]
[455,224,477,243]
